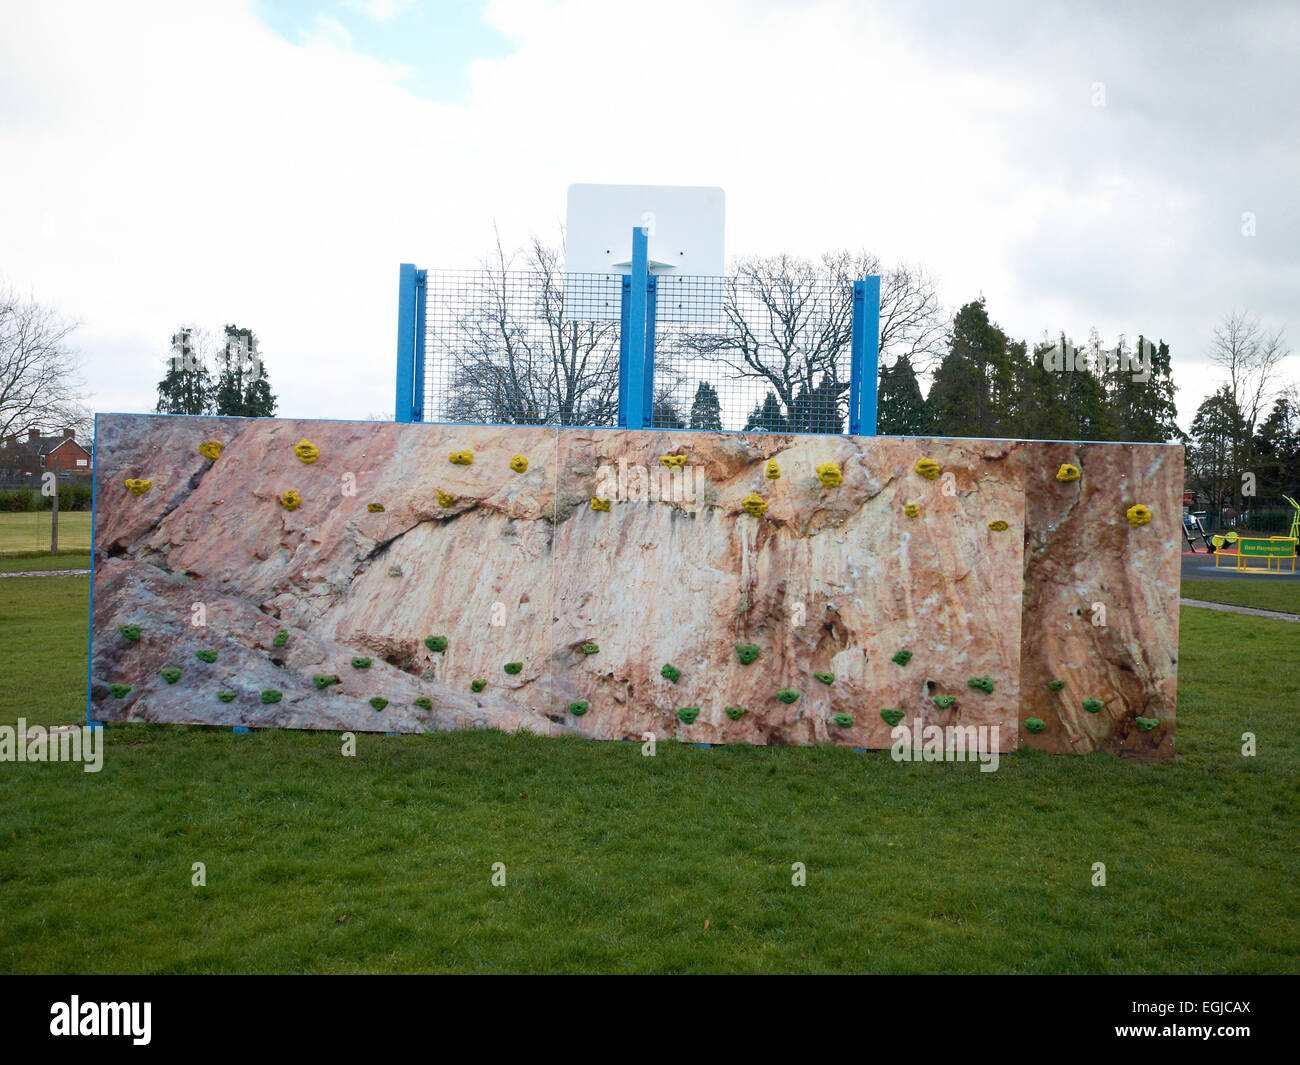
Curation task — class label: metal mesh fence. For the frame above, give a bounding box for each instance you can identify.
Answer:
[651,274,855,434]
[422,269,624,427]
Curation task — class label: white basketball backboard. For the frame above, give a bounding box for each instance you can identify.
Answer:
[565,183,725,276]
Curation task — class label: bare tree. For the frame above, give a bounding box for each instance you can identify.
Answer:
[1207,311,1291,468]
[0,284,86,441]
[443,234,620,426]
[667,250,944,429]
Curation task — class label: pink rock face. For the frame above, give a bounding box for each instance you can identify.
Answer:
[90,415,1181,755]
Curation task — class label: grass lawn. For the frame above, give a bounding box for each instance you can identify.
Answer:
[1183,577,1300,615]
[0,511,91,555]
[0,552,92,574]
[0,576,1296,973]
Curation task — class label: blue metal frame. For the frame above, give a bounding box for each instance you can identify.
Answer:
[849,276,881,436]
[394,244,880,438]
[86,413,99,730]
[618,227,651,429]
[394,263,424,423]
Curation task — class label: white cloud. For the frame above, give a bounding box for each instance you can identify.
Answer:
[0,0,1296,431]
[344,0,417,23]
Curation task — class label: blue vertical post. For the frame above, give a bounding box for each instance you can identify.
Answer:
[849,276,881,436]
[394,263,418,423]
[618,227,650,429]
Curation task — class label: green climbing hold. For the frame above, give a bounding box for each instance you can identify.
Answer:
[678,707,700,723]
[735,643,760,665]
[725,706,747,720]
[261,689,282,704]
[313,674,339,690]
[272,629,289,648]
[777,689,799,704]
[814,671,834,685]
[109,684,131,698]
[414,697,433,710]
[351,657,371,669]
[933,695,955,709]
[1048,679,1066,691]
[424,635,448,652]
[580,642,599,655]
[880,708,904,727]
[471,679,487,692]
[217,691,236,703]
[1024,717,1046,733]
[968,676,995,694]
[503,662,522,675]
[892,650,912,666]
[569,700,589,716]
[1082,698,1105,714]
[369,697,388,711]
[161,667,181,684]
[196,649,217,663]
[832,712,854,728]
[1135,716,1159,732]
[661,663,681,683]
[119,624,141,642]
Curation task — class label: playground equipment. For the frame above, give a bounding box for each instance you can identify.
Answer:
[1183,510,1212,552]
[1211,496,1300,573]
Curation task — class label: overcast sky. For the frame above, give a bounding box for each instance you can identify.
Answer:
[2,0,1296,431]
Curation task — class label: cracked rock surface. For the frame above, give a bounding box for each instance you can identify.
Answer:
[90,415,1181,754]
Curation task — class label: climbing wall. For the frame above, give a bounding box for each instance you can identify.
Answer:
[89,414,1182,755]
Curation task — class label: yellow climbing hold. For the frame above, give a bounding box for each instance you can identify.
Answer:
[590,497,610,512]
[765,460,780,479]
[915,458,940,480]
[989,520,1008,531]
[436,490,457,507]
[742,492,768,517]
[509,454,528,473]
[125,478,152,496]
[904,503,920,518]
[280,490,301,511]
[1056,463,1081,483]
[815,461,843,488]
[658,454,687,469]
[1126,504,1152,528]
[449,449,474,466]
[199,441,223,460]
[367,502,385,513]
[293,440,320,464]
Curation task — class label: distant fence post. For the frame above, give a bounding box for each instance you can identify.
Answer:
[49,471,58,555]
[618,227,651,429]
[394,263,427,423]
[849,276,881,436]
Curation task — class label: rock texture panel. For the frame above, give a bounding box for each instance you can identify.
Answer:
[90,414,1181,755]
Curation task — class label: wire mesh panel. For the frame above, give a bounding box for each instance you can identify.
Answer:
[651,274,855,434]
[422,269,624,427]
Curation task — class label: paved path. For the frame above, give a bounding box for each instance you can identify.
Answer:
[1180,598,1300,622]
[0,569,90,578]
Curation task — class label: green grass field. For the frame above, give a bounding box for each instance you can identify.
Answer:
[0,576,1296,973]
[0,511,91,555]
[1182,578,1300,615]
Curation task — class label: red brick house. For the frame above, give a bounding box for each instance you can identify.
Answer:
[0,428,92,481]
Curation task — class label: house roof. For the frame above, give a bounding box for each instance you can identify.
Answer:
[4,435,91,458]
